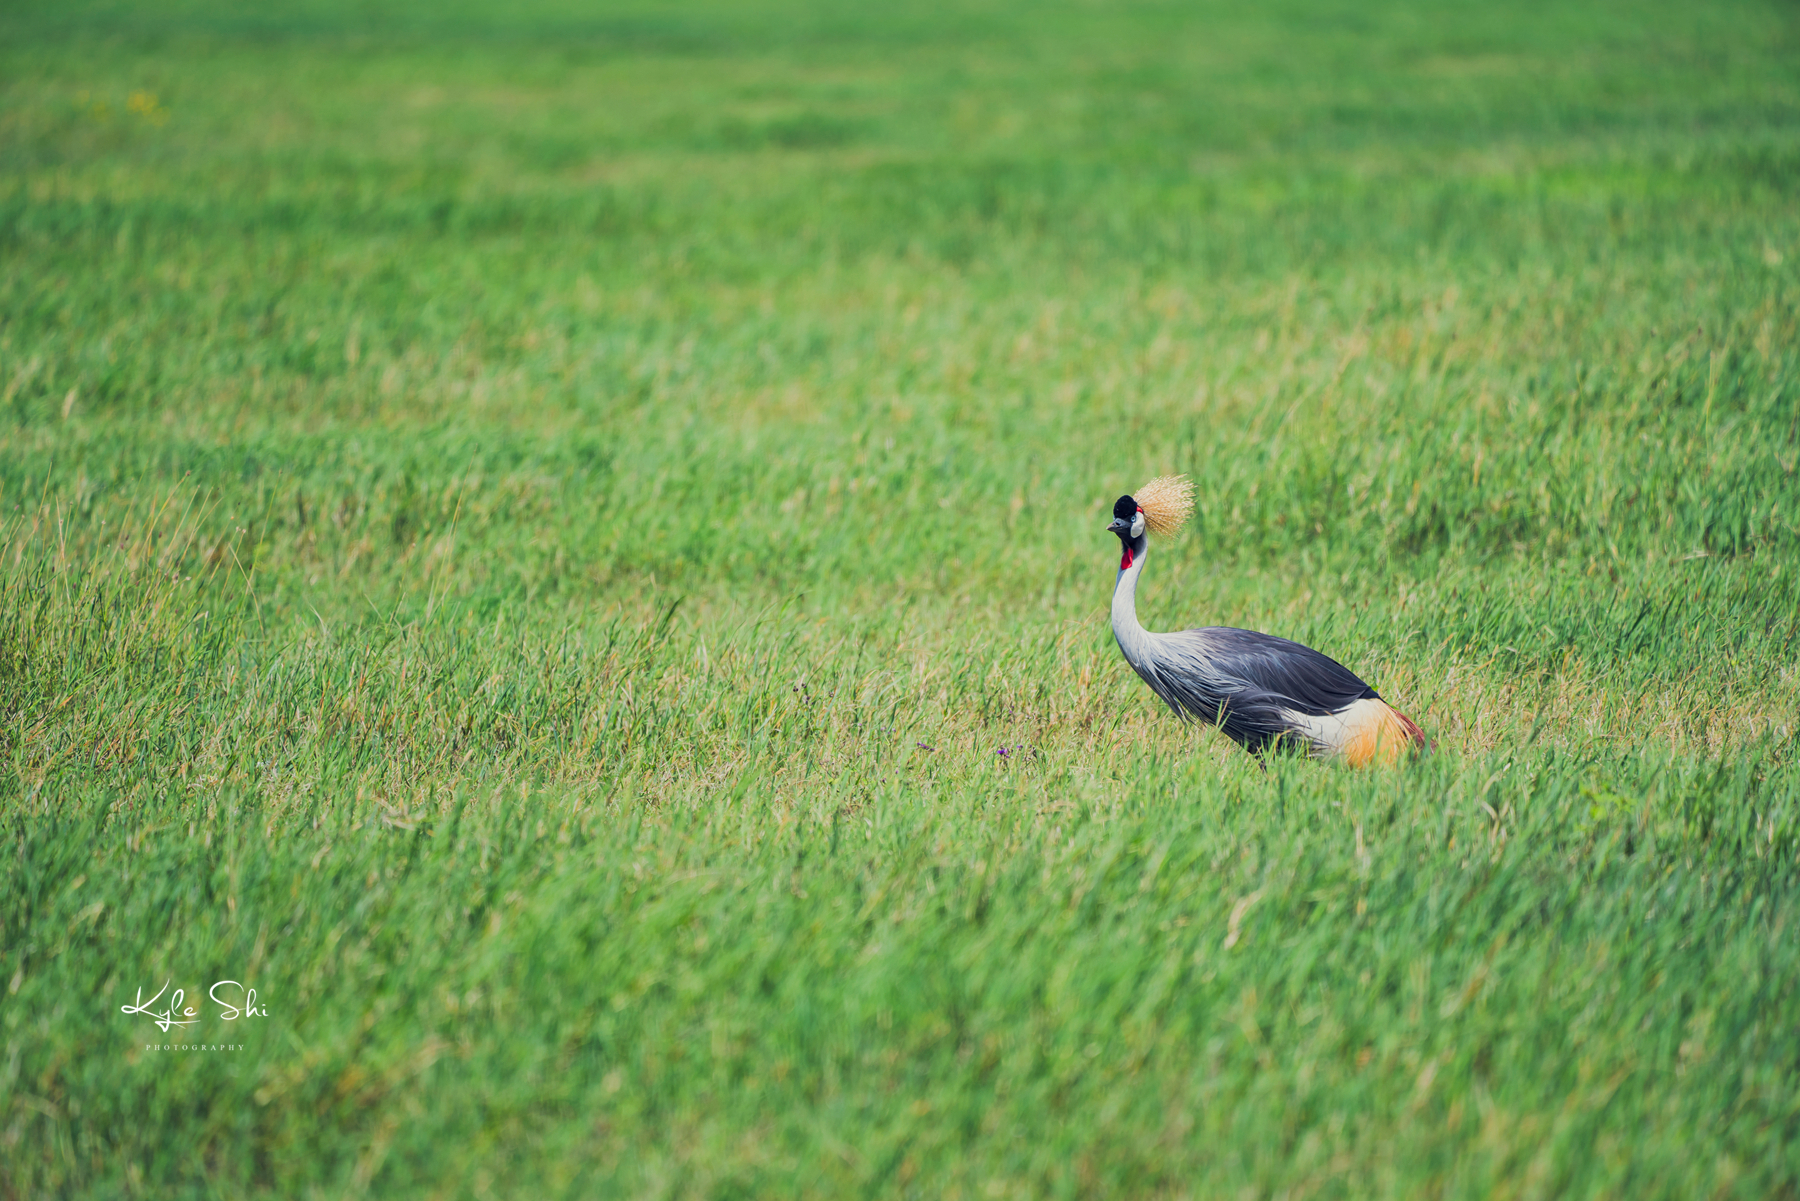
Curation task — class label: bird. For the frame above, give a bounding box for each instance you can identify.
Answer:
[1106,475,1426,766]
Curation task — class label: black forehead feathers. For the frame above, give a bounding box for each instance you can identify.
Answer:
[1113,495,1138,520]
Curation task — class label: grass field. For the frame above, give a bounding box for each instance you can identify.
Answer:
[3,0,1800,1195]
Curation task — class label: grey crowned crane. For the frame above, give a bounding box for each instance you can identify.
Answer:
[1108,475,1426,766]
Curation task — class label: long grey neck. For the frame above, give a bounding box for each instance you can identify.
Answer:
[1111,535,1155,673]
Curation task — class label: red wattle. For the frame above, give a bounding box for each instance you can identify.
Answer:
[1120,546,1133,570]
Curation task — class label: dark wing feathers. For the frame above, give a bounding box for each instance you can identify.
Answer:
[1196,627,1378,716]
[1130,626,1382,756]
[1136,626,1379,755]
[1156,672,1301,753]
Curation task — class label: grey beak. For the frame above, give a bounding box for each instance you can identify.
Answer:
[1107,517,1130,534]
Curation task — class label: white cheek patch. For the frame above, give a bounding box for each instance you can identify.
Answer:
[1130,512,1146,538]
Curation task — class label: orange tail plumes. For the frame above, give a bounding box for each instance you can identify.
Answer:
[1342,701,1430,767]
[1390,706,1428,751]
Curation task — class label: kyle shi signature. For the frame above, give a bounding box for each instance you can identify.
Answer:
[121,980,270,1033]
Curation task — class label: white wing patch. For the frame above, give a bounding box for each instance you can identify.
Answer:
[1281,697,1395,762]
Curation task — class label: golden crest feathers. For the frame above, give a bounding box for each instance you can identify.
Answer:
[1134,475,1194,536]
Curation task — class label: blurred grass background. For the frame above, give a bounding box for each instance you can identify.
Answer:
[2,0,1798,1196]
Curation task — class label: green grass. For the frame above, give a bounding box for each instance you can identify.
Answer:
[3,0,1800,1195]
